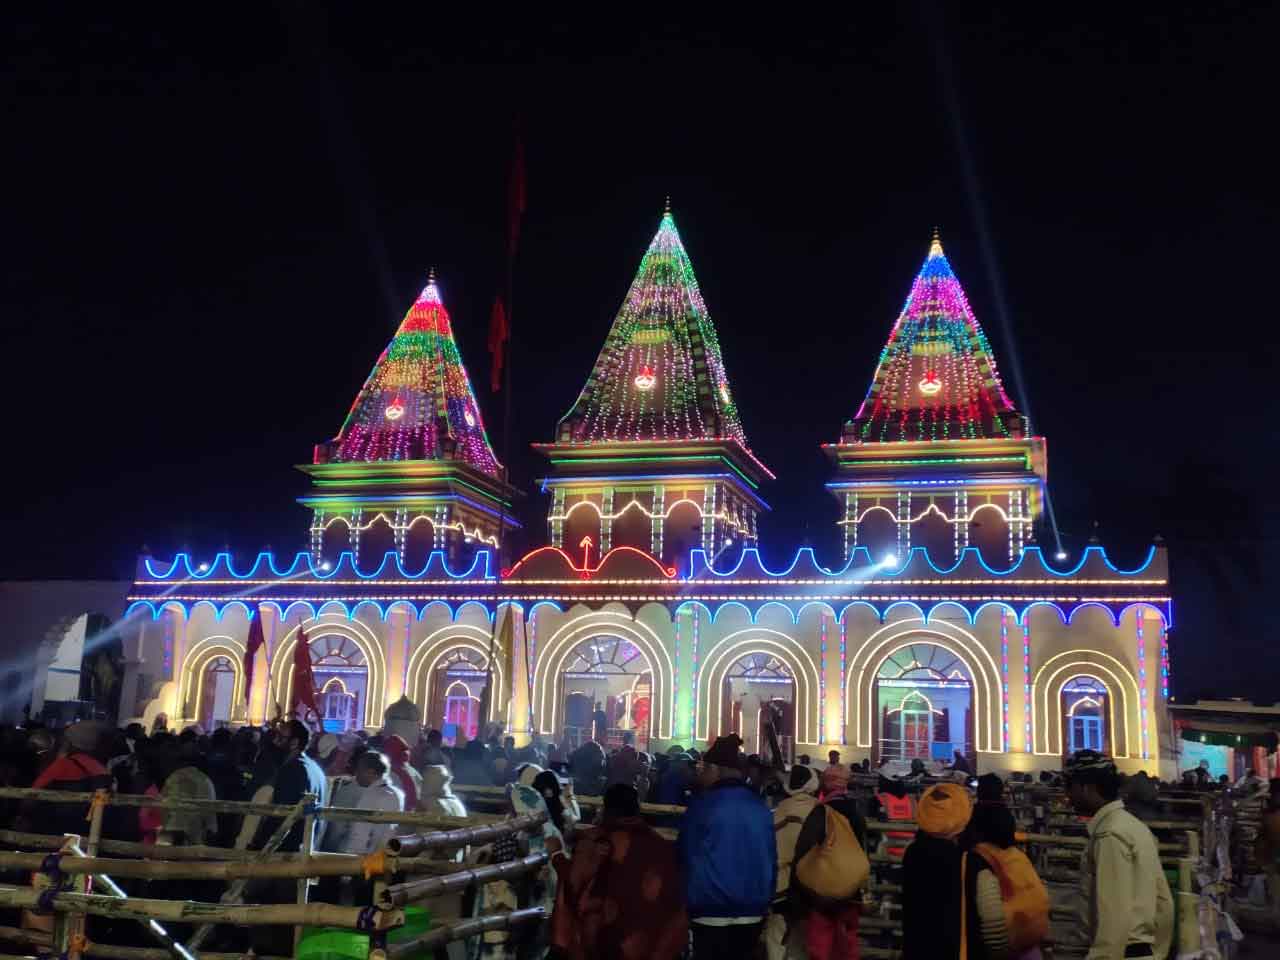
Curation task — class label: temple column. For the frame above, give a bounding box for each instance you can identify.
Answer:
[650,485,664,556]
[384,606,413,707]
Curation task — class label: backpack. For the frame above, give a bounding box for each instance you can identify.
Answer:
[970,842,1050,952]
[795,805,869,900]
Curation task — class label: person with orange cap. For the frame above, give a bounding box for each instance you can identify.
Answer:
[902,782,973,959]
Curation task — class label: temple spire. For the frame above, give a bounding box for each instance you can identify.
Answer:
[553,208,749,447]
[316,271,501,474]
[844,232,1022,443]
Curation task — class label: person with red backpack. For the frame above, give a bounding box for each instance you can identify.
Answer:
[790,770,870,959]
[962,801,1049,959]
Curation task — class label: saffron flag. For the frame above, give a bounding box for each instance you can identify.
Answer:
[488,295,508,393]
[290,627,320,722]
[243,611,264,705]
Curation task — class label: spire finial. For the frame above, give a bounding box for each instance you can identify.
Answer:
[663,195,672,215]
[427,266,436,283]
[929,226,943,257]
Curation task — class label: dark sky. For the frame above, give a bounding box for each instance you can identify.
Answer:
[4,5,1277,701]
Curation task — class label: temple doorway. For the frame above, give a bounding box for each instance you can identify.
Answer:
[556,635,652,752]
[309,635,368,733]
[197,656,236,731]
[875,642,973,764]
[1061,676,1110,756]
[427,648,490,745]
[722,653,796,763]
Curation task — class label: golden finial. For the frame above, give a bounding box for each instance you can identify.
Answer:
[664,195,672,215]
[427,266,437,283]
[929,227,944,256]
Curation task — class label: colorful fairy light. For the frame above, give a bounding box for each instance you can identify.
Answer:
[1159,619,1170,699]
[839,617,848,746]
[1022,621,1032,752]
[1001,610,1010,751]
[819,615,828,744]
[845,232,1021,443]
[320,275,500,476]
[1137,609,1149,758]
[555,208,748,447]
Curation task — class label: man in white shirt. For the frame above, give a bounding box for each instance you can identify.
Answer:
[317,751,404,905]
[1065,750,1173,960]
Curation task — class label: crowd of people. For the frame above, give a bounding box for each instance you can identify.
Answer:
[1,716,1274,960]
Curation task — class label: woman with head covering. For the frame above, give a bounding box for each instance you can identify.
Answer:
[902,782,974,959]
[381,734,421,811]
[765,764,821,959]
[550,783,687,960]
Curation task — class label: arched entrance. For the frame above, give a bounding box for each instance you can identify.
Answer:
[1061,676,1109,756]
[308,635,367,733]
[427,648,489,745]
[876,642,973,764]
[722,652,795,762]
[197,656,236,730]
[557,635,653,752]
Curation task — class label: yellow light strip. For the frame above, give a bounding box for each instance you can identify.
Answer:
[838,501,1019,526]
[322,512,500,548]
[1032,651,1143,760]
[403,623,494,716]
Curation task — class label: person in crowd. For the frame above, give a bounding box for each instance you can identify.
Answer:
[606,739,642,791]
[950,750,974,776]
[963,800,1049,960]
[160,739,219,845]
[550,783,686,960]
[532,769,569,839]
[570,739,607,797]
[421,728,447,767]
[592,701,608,743]
[790,761,868,960]
[678,734,776,955]
[332,751,403,855]
[877,775,915,859]
[821,750,849,798]
[252,720,328,852]
[23,722,113,837]
[421,762,467,817]
[902,782,973,959]
[1064,750,1173,960]
[1257,779,1280,914]
[452,737,491,785]
[766,764,820,960]
[382,734,422,810]
[654,751,694,806]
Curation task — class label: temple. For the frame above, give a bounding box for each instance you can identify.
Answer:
[116,211,1175,777]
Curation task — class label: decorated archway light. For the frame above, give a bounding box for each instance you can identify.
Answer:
[634,365,656,391]
[384,396,406,421]
[918,370,942,396]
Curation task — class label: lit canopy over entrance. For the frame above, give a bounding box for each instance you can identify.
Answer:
[876,642,973,764]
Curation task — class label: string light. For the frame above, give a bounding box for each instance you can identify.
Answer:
[554,208,748,448]
[846,233,1021,443]
[1001,610,1010,751]
[1137,609,1149,758]
[317,275,500,476]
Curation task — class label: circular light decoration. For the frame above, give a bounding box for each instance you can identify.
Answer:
[384,397,406,421]
[463,409,476,427]
[918,370,942,396]
[634,365,656,391]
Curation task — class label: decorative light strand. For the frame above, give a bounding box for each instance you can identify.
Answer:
[1137,609,1149,759]
[1022,621,1032,752]
[1000,610,1010,751]
[839,616,848,746]
[1159,619,1170,700]
[819,614,828,744]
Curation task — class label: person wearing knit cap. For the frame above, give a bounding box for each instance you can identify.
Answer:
[902,782,974,959]
[382,734,422,811]
[765,765,821,959]
[1064,750,1173,960]
[678,735,776,956]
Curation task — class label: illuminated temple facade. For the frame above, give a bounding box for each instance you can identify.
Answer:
[122,212,1174,776]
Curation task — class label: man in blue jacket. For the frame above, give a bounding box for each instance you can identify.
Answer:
[678,734,777,955]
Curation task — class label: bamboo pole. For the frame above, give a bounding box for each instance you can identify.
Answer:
[83,945,290,960]
[185,796,308,954]
[0,852,379,883]
[294,804,315,955]
[387,812,547,856]
[380,853,548,908]
[0,788,498,829]
[0,888,403,930]
[384,907,544,957]
[0,928,51,950]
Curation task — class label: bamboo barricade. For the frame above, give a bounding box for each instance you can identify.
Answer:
[384,907,545,958]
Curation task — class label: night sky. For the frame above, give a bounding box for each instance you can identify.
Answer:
[4,6,1277,702]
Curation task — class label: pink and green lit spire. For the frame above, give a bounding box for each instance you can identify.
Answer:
[321,272,501,476]
[555,204,748,446]
[845,232,1023,443]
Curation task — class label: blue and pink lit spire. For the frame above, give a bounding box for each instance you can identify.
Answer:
[845,232,1023,443]
[318,273,501,475]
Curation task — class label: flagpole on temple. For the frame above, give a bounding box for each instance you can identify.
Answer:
[480,121,525,744]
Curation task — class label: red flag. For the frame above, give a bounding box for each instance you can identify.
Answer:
[290,627,320,720]
[488,295,508,393]
[243,611,264,705]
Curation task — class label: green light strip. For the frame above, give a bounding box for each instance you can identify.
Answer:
[548,454,758,489]
[310,474,512,507]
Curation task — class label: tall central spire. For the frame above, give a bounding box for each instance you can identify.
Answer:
[554,207,748,447]
[845,232,1022,444]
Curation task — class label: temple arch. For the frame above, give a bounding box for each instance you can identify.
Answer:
[404,625,505,728]
[180,635,246,727]
[1033,650,1140,759]
[270,615,387,729]
[696,627,820,746]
